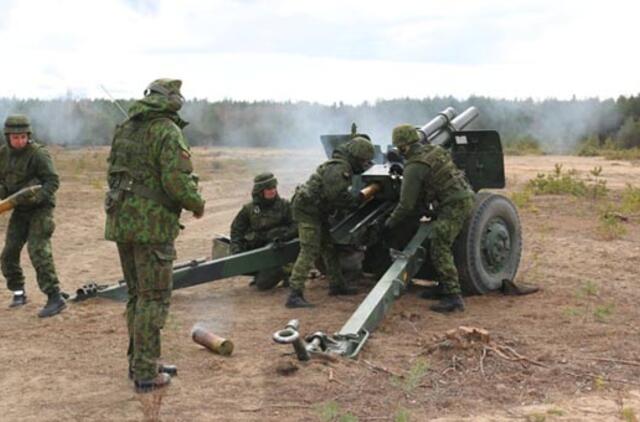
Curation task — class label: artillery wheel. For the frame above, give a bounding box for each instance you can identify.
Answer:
[455,192,522,295]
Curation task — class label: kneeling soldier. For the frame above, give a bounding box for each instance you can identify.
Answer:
[229,172,297,290]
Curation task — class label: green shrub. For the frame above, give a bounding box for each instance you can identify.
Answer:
[504,136,545,156]
[526,164,607,199]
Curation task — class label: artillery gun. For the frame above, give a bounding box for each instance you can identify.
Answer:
[274,106,522,358]
[73,106,522,360]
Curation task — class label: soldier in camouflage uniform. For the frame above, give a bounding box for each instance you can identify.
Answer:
[385,124,474,313]
[105,79,205,393]
[230,172,297,290]
[286,137,375,308]
[0,114,65,318]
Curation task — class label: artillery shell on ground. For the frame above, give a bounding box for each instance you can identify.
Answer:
[191,325,234,356]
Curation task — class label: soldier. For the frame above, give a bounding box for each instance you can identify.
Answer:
[0,115,65,317]
[105,79,205,393]
[230,172,297,290]
[286,137,375,308]
[385,124,474,313]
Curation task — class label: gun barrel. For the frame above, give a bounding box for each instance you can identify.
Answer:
[429,106,479,146]
[417,107,457,142]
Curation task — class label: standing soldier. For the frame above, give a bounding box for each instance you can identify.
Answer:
[385,124,474,313]
[0,114,65,317]
[105,79,205,393]
[230,172,297,290]
[286,137,374,308]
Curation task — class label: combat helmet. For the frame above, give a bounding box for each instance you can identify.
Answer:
[392,124,420,149]
[252,172,278,195]
[344,136,375,174]
[4,114,32,135]
[346,136,375,162]
[144,78,185,111]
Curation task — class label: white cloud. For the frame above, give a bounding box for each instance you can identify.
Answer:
[0,0,638,102]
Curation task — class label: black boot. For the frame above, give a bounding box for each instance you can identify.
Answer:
[134,373,171,393]
[420,283,446,300]
[285,290,314,308]
[9,292,27,308]
[37,292,66,318]
[328,284,358,296]
[429,294,465,313]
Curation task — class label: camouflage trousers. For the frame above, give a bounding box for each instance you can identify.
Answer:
[117,242,176,381]
[1,207,60,295]
[289,218,345,292]
[430,197,474,295]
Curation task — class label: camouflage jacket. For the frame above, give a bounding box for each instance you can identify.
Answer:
[292,149,359,221]
[229,195,296,254]
[0,141,59,211]
[104,94,205,244]
[386,143,472,229]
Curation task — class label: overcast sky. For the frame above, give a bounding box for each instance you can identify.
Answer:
[0,0,638,103]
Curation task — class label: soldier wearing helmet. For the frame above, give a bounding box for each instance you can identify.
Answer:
[229,172,297,290]
[385,124,474,313]
[0,114,65,317]
[105,79,205,393]
[286,136,375,308]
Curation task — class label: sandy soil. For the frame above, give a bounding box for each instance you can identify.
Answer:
[0,147,639,422]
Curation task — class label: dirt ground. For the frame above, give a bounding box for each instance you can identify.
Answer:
[0,147,639,422]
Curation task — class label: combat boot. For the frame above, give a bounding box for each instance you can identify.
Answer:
[37,292,66,318]
[9,292,27,308]
[420,283,446,300]
[285,290,315,308]
[429,294,465,314]
[328,284,358,296]
[134,373,171,394]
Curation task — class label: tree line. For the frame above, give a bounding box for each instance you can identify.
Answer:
[1,95,639,152]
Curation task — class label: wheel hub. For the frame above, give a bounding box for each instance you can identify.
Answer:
[482,219,511,273]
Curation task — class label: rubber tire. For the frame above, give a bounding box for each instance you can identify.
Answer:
[454,192,522,295]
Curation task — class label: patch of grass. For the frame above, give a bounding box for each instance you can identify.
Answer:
[315,401,358,422]
[392,359,430,394]
[394,408,411,422]
[593,375,607,390]
[504,136,545,156]
[546,408,565,416]
[526,164,607,199]
[578,280,599,298]
[563,307,583,317]
[621,184,640,213]
[597,210,628,240]
[525,413,546,422]
[594,304,614,322]
[602,148,640,161]
[622,407,638,422]
[510,189,534,210]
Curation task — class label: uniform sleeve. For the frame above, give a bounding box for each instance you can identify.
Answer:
[229,206,250,254]
[322,163,359,210]
[386,162,425,229]
[32,148,60,205]
[157,124,205,214]
[278,199,298,240]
